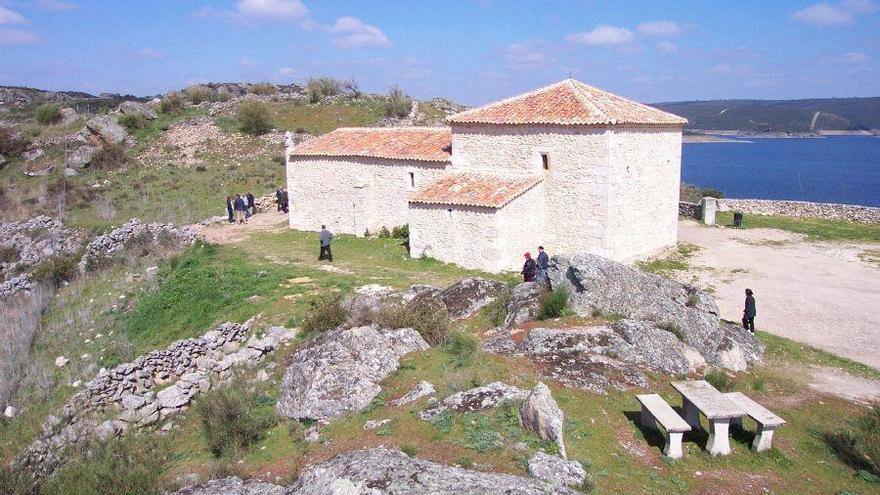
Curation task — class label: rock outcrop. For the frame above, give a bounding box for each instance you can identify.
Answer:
[65,145,99,169]
[287,447,580,494]
[77,218,200,272]
[548,254,763,370]
[276,325,429,423]
[392,380,436,407]
[420,382,529,421]
[172,477,287,495]
[0,215,83,284]
[439,277,507,320]
[85,114,128,145]
[503,282,543,329]
[519,383,567,459]
[116,100,158,119]
[527,452,587,490]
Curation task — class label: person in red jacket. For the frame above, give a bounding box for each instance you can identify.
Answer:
[521,252,537,282]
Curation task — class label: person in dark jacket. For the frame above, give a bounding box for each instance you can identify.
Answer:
[225,195,234,223]
[318,225,333,262]
[233,194,247,224]
[536,246,549,285]
[246,192,256,215]
[743,288,756,332]
[521,252,537,282]
[275,188,284,212]
[281,189,289,213]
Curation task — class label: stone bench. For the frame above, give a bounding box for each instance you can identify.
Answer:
[636,393,692,459]
[671,380,746,456]
[723,392,786,452]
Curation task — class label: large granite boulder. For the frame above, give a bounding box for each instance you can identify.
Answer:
[420,382,529,421]
[503,282,543,329]
[277,325,429,422]
[548,254,762,370]
[519,383,567,459]
[527,452,587,490]
[171,477,286,495]
[287,447,580,494]
[85,115,128,145]
[117,100,158,119]
[65,145,99,169]
[439,277,506,320]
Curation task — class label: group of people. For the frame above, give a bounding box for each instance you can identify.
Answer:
[226,192,256,224]
[520,246,550,285]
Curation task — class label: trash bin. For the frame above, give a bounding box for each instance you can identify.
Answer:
[733,211,743,228]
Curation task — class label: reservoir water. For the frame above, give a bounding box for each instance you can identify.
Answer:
[681,136,880,207]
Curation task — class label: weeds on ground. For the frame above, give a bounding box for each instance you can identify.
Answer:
[638,243,701,276]
[35,103,62,125]
[483,286,512,326]
[823,405,880,480]
[703,368,734,392]
[445,330,480,367]
[538,286,572,320]
[374,299,450,345]
[302,294,348,335]
[715,211,880,242]
[194,382,278,457]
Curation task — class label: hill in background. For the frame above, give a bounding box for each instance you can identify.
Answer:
[653,97,880,133]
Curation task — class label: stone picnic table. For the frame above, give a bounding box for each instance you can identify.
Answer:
[671,380,746,456]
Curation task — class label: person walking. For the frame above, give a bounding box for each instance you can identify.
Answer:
[318,225,333,262]
[281,189,289,213]
[521,252,537,282]
[246,192,256,216]
[233,194,247,224]
[225,195,234,223]
[536,246,549,285]
[275,188,284,212]
[743,288,756,333]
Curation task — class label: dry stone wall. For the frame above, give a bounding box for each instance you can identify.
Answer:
[719,199,880,224]
[78,218,199,272]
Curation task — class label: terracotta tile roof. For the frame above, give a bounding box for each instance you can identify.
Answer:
[289,127,451,162]
[409,171,542,208]
[447,79,687,126]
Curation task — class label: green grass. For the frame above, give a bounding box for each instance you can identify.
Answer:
[716,210,880,242]
[757,330,880,381]
[638,243,701,276]
[272,99,386,135]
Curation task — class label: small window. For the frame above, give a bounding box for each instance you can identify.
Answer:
[409,172,415,189]
[541,153,549,170]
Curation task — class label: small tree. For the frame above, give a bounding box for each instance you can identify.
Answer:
[118,113,147,131]
[159,92,185,114]
[385,85,411,118]
[236,100,273,135]
[342,79,362,98]
[184,84,217,104]
[306,77,342,103]
[35,103,62,125]
[250,82,277,96]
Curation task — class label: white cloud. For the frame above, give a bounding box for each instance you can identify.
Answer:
[36,0,79,12]
[792,3,853,24]
[637,21,681,37]
[234,0,308,22]
[0,29,39,44]
[135,47,165,60]
[842,51,868,62]
[239,56,259,67]
[504,41,553,69]
[656,41,678,53]
[706,63,732,74]
[278,67,296,76]
[0,5,27,24]
[567,25,634,45]
[328,16,390,49]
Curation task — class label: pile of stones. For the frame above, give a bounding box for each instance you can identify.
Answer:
[0,215,83,278]
[14,321,296,482]
[77,218,200,272]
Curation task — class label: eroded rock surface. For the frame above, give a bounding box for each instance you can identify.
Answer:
[287,447,580,494]
[172,477,286,495]
[277,325,428,422]
[85,114,128,145]
[392,380,436,407]
[520,383,567,459]
[548,254,762,369]
[439,277,506,320]
[420,382,528,420]
[527,452,587,490]
[503,282,543,329]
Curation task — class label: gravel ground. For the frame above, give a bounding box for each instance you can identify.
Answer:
[677,220,880,370]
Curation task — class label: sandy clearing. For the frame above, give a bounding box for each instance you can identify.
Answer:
[809,366,880,405]
[196,209,288,244]
[677,220,880,370]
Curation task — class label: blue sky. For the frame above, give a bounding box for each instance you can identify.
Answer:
[1,0,878,105]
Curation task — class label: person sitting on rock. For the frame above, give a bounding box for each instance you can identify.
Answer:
[743,288,756,333]
[233,194,247,224]
[521,252,537,282]
[246,192,256,215]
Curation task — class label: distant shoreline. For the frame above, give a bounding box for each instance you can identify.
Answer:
[683,129,878,144]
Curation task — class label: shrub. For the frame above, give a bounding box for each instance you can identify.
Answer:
[391,224,409,239]
[40,434,170,495]
[342,79,362,98]
[159,92,185,114]
[194,383,278,456]
[445,330,479,366]
[307,77,341,103]
[483,287,512,326]
[702,188,724,199]
[118,112,147,131]
[379,226,391,238]
[401,444,420,457]
[250,82,277,96]
[538,287,572,320]
[236,100,273,135]
[751,375,765,392]
[0,126,30,158]
[374,299,450,345]
[35,102,62,125]
[703,368,733,392]
[184,84,217,104]
[385,85,412,118]
[90,143,129,170]
[31,251,81,287]
[0,245,19,263]
[302,295,348,335]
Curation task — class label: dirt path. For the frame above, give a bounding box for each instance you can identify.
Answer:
[196,209,288,244]
[677,220,880,370]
